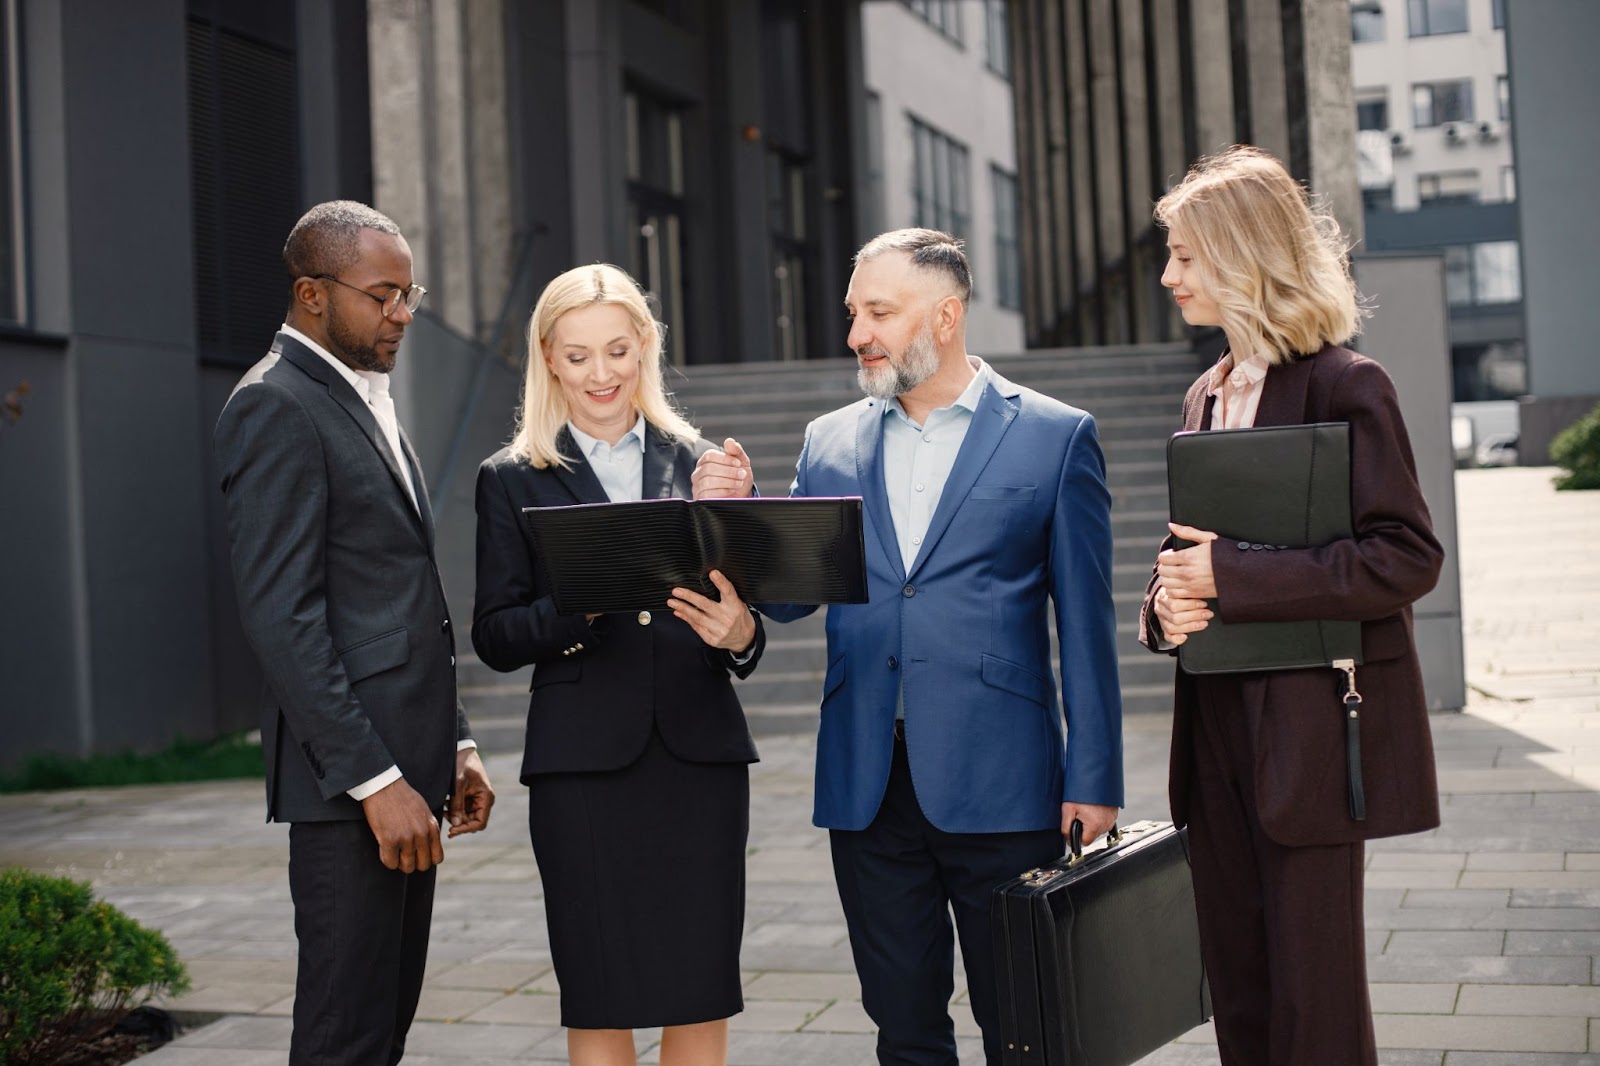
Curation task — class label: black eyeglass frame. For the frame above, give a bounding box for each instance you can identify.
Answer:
[313,273,427,318]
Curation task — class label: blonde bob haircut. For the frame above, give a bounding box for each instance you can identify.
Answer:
[1155,145,1365,364]
[510,263,698,469]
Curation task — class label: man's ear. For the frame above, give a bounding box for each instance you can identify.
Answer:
[291,276,326,317]
[934,293,965,343]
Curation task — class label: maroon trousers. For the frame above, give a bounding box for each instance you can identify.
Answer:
[1186,675,1378,1066]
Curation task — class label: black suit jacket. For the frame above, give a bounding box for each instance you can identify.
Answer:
[472,425,763,783]
[214,333,470,823]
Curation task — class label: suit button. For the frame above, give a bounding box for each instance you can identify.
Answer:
[441,618,451,634]
[638,610,652,625]
[887,656,898,670]
[902,585,915,598]
[1237,541,1250,550]
[1250,543,1263,550]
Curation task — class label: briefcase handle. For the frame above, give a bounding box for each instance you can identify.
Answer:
[1067,819,1123,868]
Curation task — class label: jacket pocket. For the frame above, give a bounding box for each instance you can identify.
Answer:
[532,659,583,689]
[822,652,847,700]
[980,653,1049,706]
[968,484,1037,501]
[338,627,410,684]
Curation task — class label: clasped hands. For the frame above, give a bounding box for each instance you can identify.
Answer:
[361,746,496,873]
[1152,522,1219,646]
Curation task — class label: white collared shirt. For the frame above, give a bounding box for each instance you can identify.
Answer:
[567,412,648,503]
[278,326,473,802]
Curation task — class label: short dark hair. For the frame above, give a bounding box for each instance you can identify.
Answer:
[854,228,972,306]
[282,200,403,281]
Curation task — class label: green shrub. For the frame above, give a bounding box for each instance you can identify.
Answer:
[0,869,189,1065]
[1550,402,1600,491]
[0,732,262,794]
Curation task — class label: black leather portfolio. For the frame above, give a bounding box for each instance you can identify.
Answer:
[992,820,1210,1066]
[1166,422,1362,674]
[519,496,868,615]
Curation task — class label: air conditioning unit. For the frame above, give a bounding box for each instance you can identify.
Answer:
[1388,129,1412,154]
[1441,121,1468,145]
[1476,119,1503,142]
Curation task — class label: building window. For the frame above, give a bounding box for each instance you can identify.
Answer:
[1355,91,1389,132]
[0,0,19,324]
[902,0,963,45]
[1498,75,1510,122]
[1418,170,1480,205]
[984,0,1011,78]
[625,87,689,362]
[864,91,886,237]
[1362,186,1395,213]
[909,115,970,242]
[1444,241,1521,306]
[1412,80,1474,127]
[1351,1,1385,42]
[767,150,810,362]
[1501,165,1516,202]
[1408,0,1468,36]
[991,167,1021,311]
[1492,0,1505,29]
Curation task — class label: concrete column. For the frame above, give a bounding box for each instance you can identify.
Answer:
[1187,0,1235,156]
[465,0,514,343]
[425,0,477,337]
[1301,0,1364,248]
[1242,0,1290,163]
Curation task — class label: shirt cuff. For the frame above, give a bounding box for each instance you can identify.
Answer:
[457,739,478,752]
[347,765,402,801]
[729,642,757,666]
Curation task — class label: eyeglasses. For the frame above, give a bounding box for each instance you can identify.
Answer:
[314,274,427,318]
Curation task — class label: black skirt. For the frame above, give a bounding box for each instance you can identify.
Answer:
[526,726,749,1029]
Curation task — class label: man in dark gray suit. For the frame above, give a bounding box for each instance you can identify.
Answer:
[215,201,494,1066]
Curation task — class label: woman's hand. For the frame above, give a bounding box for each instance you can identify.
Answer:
[1152,586,1214,645]
[1156,522,1219,599]
[668,569,757,652]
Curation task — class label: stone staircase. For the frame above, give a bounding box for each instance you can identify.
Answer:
[435,342,1204,756]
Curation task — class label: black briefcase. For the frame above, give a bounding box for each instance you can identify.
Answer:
[991,820,1211,1066]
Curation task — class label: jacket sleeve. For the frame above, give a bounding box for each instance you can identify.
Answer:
[214,383,394,799]
[1047,413,1125,808]
[470,460,598,671]
[1213,358,1444,623]
[1137,534,1180,656]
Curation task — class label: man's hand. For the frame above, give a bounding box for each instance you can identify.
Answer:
[1155,522,1219,600]
[1061,802,1119,846]
[360,778,444,873]
[692,438,755,499]
[1152,586,1213,646]
[448,747,495,838]
[668,570,757,652]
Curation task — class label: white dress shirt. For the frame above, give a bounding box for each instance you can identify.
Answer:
[278,326,473,803]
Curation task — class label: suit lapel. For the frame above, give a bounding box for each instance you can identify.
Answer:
[643,422,687,500]
[1251,351,1317,428]
[856,400,906,583]
[906,372,1020,581]
[276,334,430,546]
[398,426,436,549]
[548,426,611,504]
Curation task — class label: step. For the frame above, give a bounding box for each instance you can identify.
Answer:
[674,372,1200,415]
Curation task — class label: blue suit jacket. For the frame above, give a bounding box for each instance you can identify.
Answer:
[764,369,1124,833]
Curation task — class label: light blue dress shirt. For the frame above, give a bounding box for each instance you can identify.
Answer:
[881,357,992,572]
[567,412,647,503]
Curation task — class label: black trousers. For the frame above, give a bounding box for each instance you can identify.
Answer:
[830,729,1063,1066]
[287,818,437,1066]
[1188,676,1377,1066]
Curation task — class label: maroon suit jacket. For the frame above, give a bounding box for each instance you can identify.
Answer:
[1139,345,1444,846]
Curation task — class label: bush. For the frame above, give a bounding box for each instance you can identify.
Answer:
[0,869,189,1065]
[1550,402,1600,491]
[0,732,262,794]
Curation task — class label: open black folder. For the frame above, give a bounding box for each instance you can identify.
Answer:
[1166,422,1362,674]
[519,497,868,615]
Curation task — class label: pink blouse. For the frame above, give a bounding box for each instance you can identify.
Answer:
[1205,352,1272,430]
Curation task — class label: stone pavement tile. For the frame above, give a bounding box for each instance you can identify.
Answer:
[803,999,874,1033]
[1367,871,1464,890]
[1456,983,1600,1016]
[157,982,295,1013]
[1172,1019,1217,1045]
[1367,906,1498,931]
[182,957,298,984]
[737,942,856,972]
[460,990,561,1025]
[1445,1054,1600,1065]
[1565,853,1600,869]
[743,920,848,948]
[1132,1044,1223,1064]
[1505,930,1600,955]
[414,987,509,1022]
[1374,1013,1588,1053]
[258,993,293,1016]
[216,939,298,959]
[1466,852,1566,871]
[1512,887,1600,908]
[164,1015,292,1049]
[400,1019,551,1057]
[1462,871,1600,889]
[730,998,830,1031]
[1403,889,1512,909]
[428,959,550,991]
[132,1049,284,1065]
[1369,983,1461,1013]
[1371,852,1468,871]
[1366,955,1590,985]
[743,970,861,1000]
[1385,931,1506,956]
[1490,907,1600,931]
[717,1029,903,1066]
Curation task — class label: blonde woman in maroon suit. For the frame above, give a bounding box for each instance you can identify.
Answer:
[1140,146,1444,1066]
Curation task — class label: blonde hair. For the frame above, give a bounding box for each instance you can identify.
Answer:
[1154,145,1364,364]
[510,263,698,469]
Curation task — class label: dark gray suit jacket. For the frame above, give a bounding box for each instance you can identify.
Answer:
[215,332,470,823]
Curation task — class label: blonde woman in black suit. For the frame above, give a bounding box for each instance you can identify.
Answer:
[472,264,763,1066]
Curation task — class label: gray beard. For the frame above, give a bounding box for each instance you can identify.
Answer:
[857,322,940,401]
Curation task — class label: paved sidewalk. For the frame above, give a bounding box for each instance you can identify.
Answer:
[2,466,1597,1065]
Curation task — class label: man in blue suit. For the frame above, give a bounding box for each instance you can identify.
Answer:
[693,229,1123,1065]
